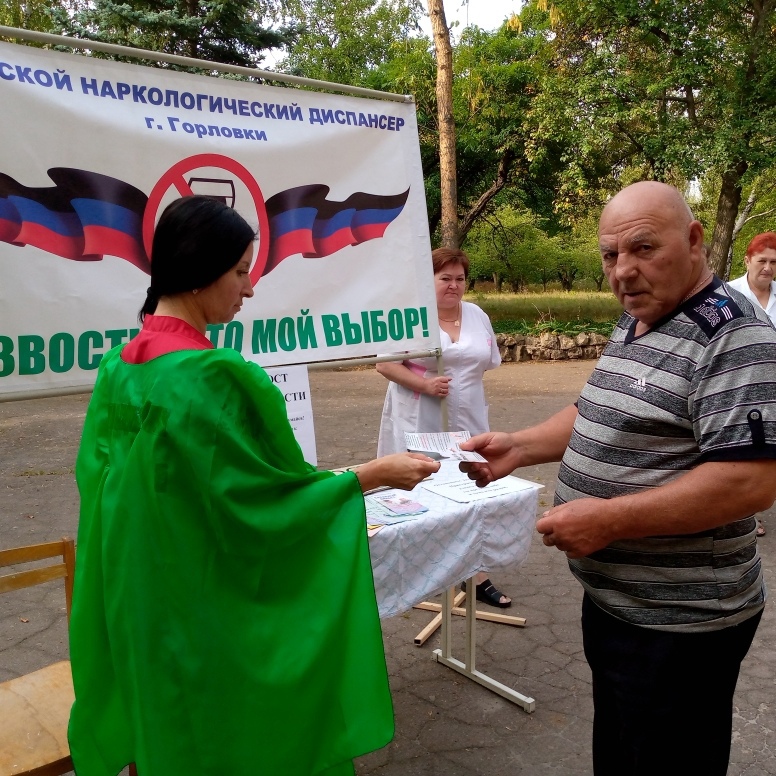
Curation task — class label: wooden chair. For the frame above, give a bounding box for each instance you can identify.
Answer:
[0,538,75,776]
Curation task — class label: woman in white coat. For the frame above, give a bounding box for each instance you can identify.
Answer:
[376,248,510,607]
[727,231,776,536]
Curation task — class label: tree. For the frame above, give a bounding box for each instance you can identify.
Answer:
[724,171,776,278]
[452,20,560,241]
[66,0,291,68]
[0,0,62,33]
[426,0,458,248]
[534,0,776,276]
[465,205,558,291]
[275,0,422,85]
[372,14,563,245]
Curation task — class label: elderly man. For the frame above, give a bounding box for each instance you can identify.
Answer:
[462,181,776,776]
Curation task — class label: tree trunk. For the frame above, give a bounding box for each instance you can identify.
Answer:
[426,0,458,248]
[708,161,747,277]
[557,266,577,292]
[540,269,549,292]
[458,149,515,242]
[186,0,199,59]
[725,183,759,279]
[492,272,502,293]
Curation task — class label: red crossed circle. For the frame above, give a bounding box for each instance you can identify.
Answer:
[143,154,270,286]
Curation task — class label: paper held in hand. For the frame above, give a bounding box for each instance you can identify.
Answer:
[404,431,487,462]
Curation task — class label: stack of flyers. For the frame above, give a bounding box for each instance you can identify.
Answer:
[365,491,429,525]
[373,493,428,516]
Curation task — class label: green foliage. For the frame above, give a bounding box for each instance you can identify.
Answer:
[464,206,548,289]
[275,0,423,85]
[371,14,567,240]
[66,0,290,67]
[463,204,603,292]
[532,0,776,232]
[451,22,559,226]
[727,169,776,275]
[0,0,62,33]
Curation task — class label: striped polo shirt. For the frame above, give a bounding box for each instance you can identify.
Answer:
[557,277,776,632]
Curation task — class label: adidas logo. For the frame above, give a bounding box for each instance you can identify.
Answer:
[632,377,647,392]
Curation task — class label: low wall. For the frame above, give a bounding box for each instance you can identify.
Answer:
[496,331,609,362]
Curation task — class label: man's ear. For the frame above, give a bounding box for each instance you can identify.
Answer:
[688,220,705,260]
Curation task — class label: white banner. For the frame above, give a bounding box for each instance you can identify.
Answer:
[0,41,439,398]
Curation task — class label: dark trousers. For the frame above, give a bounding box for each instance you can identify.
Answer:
[582,594,762,776]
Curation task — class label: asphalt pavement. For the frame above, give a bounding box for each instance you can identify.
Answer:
[1,360,775,775]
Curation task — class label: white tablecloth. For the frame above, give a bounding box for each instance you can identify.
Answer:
[369,462,540,618]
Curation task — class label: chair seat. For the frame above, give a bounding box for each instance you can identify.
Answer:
[0,661,74,776]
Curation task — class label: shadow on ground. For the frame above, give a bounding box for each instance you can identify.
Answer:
[1,360,774,775]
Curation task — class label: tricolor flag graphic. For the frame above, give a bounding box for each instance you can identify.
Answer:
[264,184,410,274]
[0,168,409,279]
[0,169,150,272]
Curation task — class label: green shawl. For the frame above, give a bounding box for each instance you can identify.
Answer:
[68,346,393,775]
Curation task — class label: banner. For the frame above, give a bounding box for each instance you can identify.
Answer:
[0,41,439,397]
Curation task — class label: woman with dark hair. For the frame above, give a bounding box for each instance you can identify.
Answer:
[727,232,776,537]
[375,247,510,608]
[68,196,439,776]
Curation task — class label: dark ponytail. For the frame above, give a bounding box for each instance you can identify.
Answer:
[140,287,160,320]
[140,196,255,322]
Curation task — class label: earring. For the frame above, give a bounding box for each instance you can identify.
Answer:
[192,289,199,295]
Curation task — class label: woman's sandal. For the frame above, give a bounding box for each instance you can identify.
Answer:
[461,578,511,608]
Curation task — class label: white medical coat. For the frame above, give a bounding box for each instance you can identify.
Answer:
[728,274,776,326]
[377,301,501,456]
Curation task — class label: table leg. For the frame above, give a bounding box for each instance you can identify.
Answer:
[439,585,454,660]
[431,575,536,713]
[464,575,476,671]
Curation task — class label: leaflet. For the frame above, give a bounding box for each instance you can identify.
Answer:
[421,475,542,504]
[364,491,429,525]
[404,431,487,462]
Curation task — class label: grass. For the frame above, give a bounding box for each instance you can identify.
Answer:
[465,290,622,337]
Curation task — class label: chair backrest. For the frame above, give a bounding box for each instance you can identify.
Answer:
[0,538,75,622]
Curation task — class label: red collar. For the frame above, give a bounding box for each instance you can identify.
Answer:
[121,315,214,364]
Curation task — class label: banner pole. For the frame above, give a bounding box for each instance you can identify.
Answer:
[0,350,442,403]
[0,26,414,103]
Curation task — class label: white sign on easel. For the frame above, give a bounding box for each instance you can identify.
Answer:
[264,364,317,466]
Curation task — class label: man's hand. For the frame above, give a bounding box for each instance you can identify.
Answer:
[458,432,522,487]
[536,498,616,559]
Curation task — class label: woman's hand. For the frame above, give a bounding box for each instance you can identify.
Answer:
[424,375,452,397]
[355,453,440,493]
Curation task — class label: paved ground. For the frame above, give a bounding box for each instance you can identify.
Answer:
[1,359,775,775]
